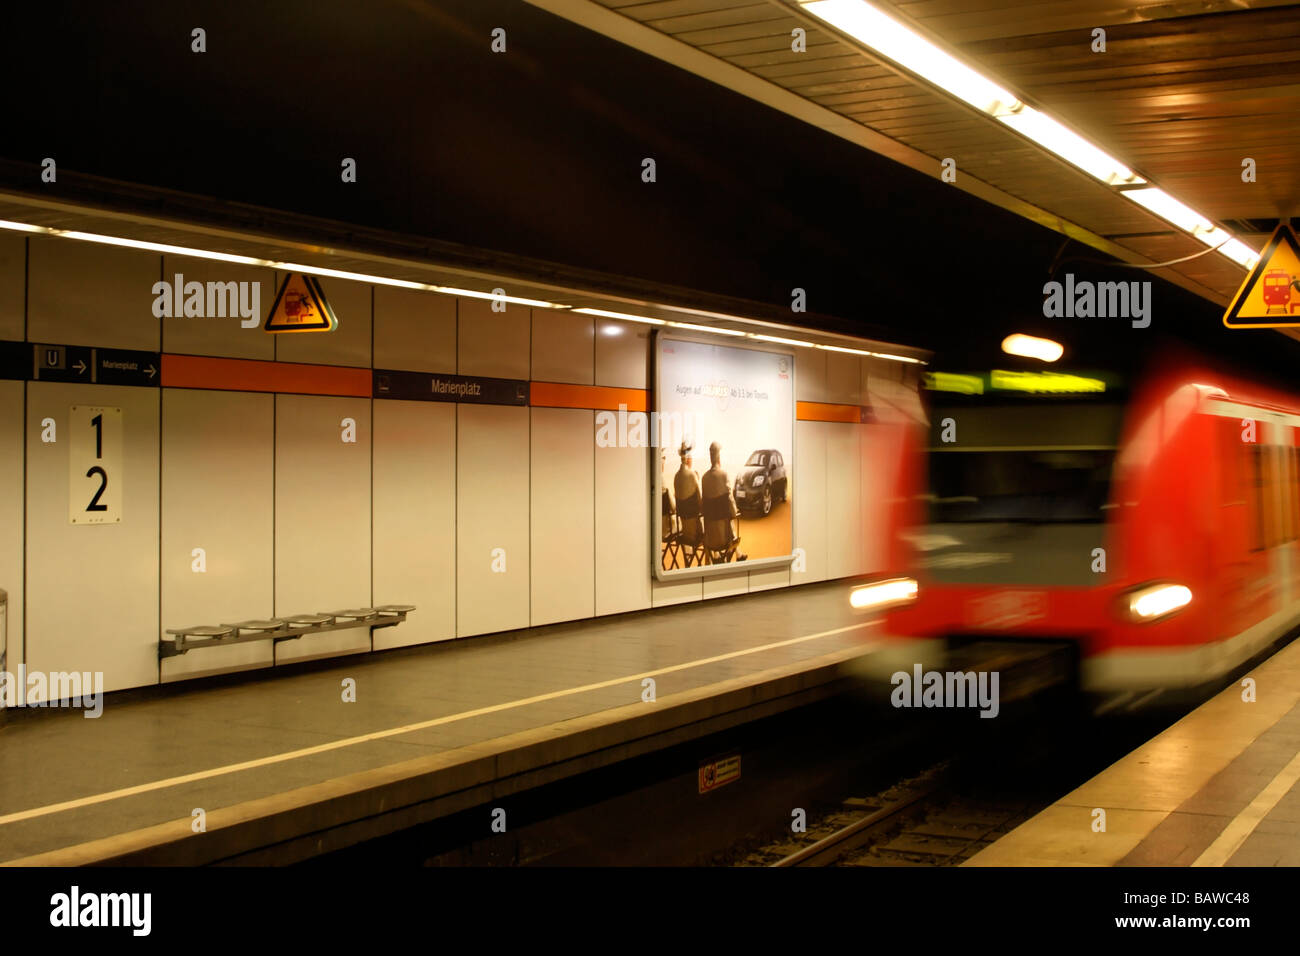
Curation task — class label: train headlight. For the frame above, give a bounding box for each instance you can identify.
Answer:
[1124,583,1192,623]
[850,577,918,611]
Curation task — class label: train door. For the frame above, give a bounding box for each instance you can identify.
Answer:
[1279,429,1289,608]
[1243,432,1277,623]
[1268,423,1294,610]
[1289,431,1300,607]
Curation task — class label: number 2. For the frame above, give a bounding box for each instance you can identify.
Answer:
[85,466,108,512]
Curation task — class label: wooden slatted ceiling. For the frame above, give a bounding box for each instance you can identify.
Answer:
[591,0,1300,306]
[882,0,1299,44]
[935,7,1300,222]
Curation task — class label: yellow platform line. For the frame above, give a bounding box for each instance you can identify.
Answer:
[0,620,877,827]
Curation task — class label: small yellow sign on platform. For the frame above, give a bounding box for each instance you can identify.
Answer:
[264,274,338,333]
[1224,224,1300,328]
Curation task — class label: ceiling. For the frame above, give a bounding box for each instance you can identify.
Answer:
[528,0,1300,308]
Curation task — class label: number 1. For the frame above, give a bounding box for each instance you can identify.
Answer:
[91,413,102,459]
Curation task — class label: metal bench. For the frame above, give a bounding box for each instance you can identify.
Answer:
[160,605,415,660]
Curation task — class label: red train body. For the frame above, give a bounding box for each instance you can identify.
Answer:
[876,357,1300,696]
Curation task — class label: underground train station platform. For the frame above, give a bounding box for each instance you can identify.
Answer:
[967,636,1300,868]
[0,580,880,866]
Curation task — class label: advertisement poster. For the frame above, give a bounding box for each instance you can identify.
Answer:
[654,334,795,579]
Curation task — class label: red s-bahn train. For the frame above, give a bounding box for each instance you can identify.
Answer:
[855,355,1300,702]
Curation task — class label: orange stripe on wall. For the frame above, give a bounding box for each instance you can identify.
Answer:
[530,382,647,412]
[161,354,371,397]
[797,401,865,424]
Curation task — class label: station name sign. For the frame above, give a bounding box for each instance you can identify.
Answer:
[373,369,528,406]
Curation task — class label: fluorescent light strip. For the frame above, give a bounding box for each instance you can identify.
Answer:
[572,307,666,325]
[799,1,1141,187]
[997,107,1142,186]
[749,333,814,348]
[818,343,925,364]
[1215,238,1262,271]
[0,218,53,234]
[799,0,1017,115]
[0,217,928,356]
[1122,188,1260,269]
[0,220,567,308]
[667,320,746,336]
[797,1,1270,269]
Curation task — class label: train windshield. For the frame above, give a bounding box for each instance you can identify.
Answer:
[929,448,1116,523]
[926,402,1124,524]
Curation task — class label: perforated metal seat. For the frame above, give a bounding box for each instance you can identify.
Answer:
[166,625,236,638]
[328,608,377,620]
[283,614,333,627]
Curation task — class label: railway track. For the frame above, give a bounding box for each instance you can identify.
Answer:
[734,761,1048,867]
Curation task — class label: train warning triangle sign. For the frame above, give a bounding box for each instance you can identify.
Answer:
[264,274,339,333]
[1224,224,1300,328]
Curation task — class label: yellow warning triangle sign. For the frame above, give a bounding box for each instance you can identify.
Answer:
[1224,224,1300,328]
[264,273,339,333]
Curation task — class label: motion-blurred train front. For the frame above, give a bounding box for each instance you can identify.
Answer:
[861,356,1300,704]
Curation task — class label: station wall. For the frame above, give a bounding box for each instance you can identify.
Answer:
[0,234,921,695]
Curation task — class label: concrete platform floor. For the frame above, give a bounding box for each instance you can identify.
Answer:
[0,580,883,865]
[967,636,1300,867]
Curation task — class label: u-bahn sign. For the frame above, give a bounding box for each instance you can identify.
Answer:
[1223,223,1300,328]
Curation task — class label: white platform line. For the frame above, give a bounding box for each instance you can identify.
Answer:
[0,620,876,827]
[1192,749,1300,867]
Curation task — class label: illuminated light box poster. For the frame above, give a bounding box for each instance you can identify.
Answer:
[653,333,795,580]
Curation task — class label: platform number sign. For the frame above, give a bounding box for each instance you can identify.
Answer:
[69,406,122,524]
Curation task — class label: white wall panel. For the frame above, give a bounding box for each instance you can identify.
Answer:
[860,422,896,574]
[274,277,372,368]
[826,423,863,578]
[530,407,594,626]
[532,310,593,385]
[372,400,456,649]
[25,382,159,695]
[275,395,372,662]
[703,571,748,600]
[748,566,790,592]
[793,420,827,585]
[594,318,649,388]
[825,352,862,405]
[0,234,23,341]
[594,439,651,616]
[0,382,23,668]
[458,299,529,379]
[373,286,456,373]
[28,238,160,350]
[457,404,529,636]
[160,389,274,680]
[652,574,701,607]
[160,254,275,360]
[795,348,827,403]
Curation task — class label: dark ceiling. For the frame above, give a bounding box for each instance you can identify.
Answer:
[2,0,1297,380]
